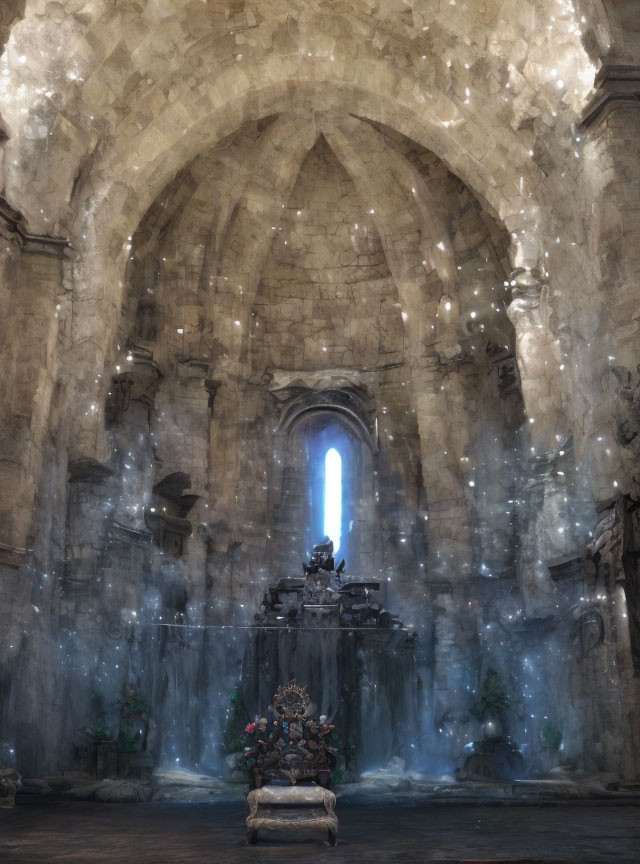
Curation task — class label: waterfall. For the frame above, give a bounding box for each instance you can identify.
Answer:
[239,627,419,776]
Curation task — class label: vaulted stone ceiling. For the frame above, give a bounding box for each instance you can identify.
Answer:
[123,110,512,377]
[0,1,637,487]
[1,1,636,499]
[0,0,602,240]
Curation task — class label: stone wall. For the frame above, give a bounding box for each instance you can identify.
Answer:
[0,1,639,782]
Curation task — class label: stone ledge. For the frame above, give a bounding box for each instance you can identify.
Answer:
[0,541,29,569]
[337,778,640,805]
[580,65,640,129]
[0,196,74,259]
[17,770,640,808]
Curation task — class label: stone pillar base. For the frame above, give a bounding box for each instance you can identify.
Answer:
[0,769,22,808]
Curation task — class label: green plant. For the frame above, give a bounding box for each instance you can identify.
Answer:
[541,720,562,751]
[117,728,139,753]
[330,729,356,770]
[470,667,510,721]
[224,687,249,754]
[121,690,149,720]
[84,723,113,743]
[117,688,149,754]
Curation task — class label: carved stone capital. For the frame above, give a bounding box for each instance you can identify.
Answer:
[529,432,574,476]
[580,65,640,130]
[0,541,28,569]
[509,267,544,299]
[505,269,543,328]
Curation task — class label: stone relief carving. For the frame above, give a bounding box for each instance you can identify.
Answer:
[587,495,640,675]
[268,380,376,449]
[612,365,640,454]
[578,607,606,655]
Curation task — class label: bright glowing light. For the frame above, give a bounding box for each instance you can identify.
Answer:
[324,448,342,554]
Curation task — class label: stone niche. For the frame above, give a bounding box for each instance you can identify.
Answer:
[145,473,196,559]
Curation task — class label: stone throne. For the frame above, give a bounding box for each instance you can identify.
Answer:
[243,682,337,789]
[244,683,338,846]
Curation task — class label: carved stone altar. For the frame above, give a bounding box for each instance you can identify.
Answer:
[237,541,419,775]
[246,783,338,846]
[255,538,412,632]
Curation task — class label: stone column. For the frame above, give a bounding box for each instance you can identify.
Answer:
[412,286,477,585]
[0,216,24,563]
[506,266,575,611]
[149,357,214,616]
[0,200,72,564]
[413,360,473,584]
[208,369,244,552]
[579,65,640,501]
[0,202,73,774]
[412,351,479,762]
[506,267,566,453]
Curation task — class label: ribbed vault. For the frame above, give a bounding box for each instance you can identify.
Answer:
[0,2,608,464]
[1,0,598,237]
[122,109,513,382]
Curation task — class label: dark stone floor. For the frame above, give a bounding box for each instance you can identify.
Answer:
[1,801,640,863]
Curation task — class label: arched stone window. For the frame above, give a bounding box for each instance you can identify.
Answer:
[271,388,376,574]
[324,447,342,554]
[301,416,354,562]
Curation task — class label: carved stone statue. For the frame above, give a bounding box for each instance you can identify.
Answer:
[587,495,640,674]
[254,539,411,632]
[303,537,339,576]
